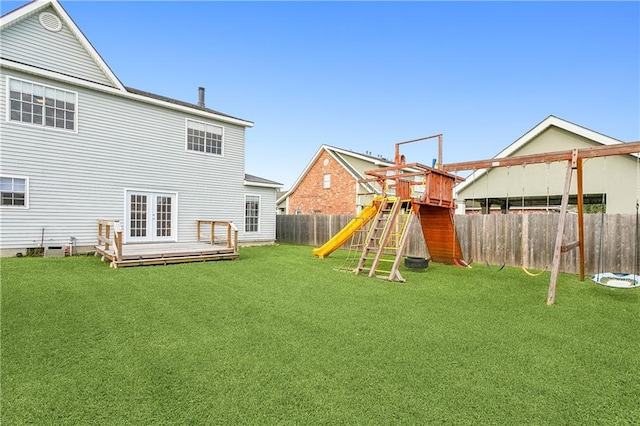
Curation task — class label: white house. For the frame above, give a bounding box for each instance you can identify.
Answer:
[0,0,281,257]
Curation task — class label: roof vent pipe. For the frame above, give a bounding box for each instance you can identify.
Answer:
[198,87,205,108]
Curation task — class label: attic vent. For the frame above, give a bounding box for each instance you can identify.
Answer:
[39,12,62,32]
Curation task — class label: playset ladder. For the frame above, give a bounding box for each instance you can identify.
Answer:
[355,197,398,276]
[334,226,371,273]
[371,202,414,282]
[355,197,413,282]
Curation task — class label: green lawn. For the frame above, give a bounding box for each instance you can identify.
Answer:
[2,244,639,424]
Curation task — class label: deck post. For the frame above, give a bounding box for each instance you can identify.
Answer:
[105,223,111,251]
[98,221,103,247]
[113,221,123,262]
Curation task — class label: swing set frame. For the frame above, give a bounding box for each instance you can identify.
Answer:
[442,140,640,305]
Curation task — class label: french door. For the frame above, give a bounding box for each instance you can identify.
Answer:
[126,191,177,243]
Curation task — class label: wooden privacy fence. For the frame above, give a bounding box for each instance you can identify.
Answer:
[276,213,639,275]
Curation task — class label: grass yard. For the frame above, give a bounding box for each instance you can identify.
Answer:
[2,243,639,424]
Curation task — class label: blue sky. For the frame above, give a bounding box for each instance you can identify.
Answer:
[3,1,639,188]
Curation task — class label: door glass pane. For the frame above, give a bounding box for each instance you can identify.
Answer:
[130,194,147,237]
[156,196,172,237]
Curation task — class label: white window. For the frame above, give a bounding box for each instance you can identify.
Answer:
[186,119,223,155]
[323,173,331,189]
[245,195,260,232]
[1,176,28,207]
[8,78,76,131]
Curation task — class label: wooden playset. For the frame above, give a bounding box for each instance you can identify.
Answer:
[315,134,640,305]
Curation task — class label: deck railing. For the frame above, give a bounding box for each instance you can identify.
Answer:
[97,219,123,262]
[197,220,238,250]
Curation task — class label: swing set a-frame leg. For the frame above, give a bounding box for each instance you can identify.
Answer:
[547,150,582,305]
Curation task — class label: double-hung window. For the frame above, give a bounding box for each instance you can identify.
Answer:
[323,173,331,189]
[1,177,28,207]
[186,119,223,155]
[245,195,260,232]
[8,78,76,131]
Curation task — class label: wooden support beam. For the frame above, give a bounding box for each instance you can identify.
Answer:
[364,162,460,181]
[576,157,586,280]
[442,141,640,172]
[394,134,443,168]
[560,240,580,253]
[547,159,575,305]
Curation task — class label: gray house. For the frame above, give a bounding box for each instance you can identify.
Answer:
[0,0,281,257]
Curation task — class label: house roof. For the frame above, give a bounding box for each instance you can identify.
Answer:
[244,174,282,189]
[454,115,630,194]
[0,0,253,128]
[276,144,401,204]
[125,86,250,124]
[494,115,624,159]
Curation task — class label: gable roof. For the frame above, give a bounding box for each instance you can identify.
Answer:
[0,0,253,128]
[1,0,125,90]
[494,115,624,159]
[276,144,398,204]
[454,115,629,194]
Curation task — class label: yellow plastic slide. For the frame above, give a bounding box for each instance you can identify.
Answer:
[312,198,380,258]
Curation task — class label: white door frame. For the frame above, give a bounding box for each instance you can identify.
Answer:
[124,190,178,244]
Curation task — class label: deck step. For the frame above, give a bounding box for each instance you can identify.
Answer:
[112,253,239,268]
[95,242,239,268]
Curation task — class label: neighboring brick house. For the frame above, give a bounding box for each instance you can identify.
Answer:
[277,145,401,215]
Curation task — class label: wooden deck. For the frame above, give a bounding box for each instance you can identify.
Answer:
[95,242,239,268]
[95,219,239,268]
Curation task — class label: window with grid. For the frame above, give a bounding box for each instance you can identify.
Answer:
[186,119,223,155]
[129,194,147,237]
[155,196,172,237]
[323,173,331,189]
[245,195,260,232]
[0,177,27,207]
[8,78,76,131]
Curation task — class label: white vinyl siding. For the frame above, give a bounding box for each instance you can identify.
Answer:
[7,77,77,131]
[0,3,278,251]
[0,68,267,249]
[0,6,116,87]
[186,119,223,156]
